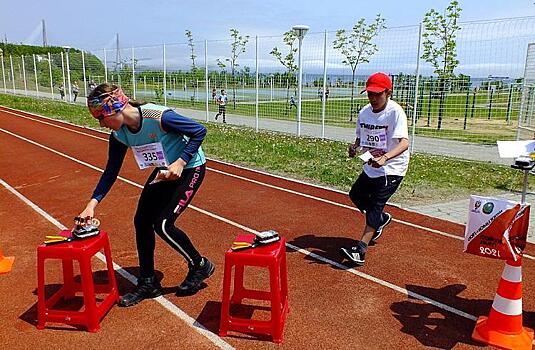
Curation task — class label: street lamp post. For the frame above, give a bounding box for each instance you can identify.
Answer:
[292,25,309,137]
[0,48,6,93]
[63,46,72,102]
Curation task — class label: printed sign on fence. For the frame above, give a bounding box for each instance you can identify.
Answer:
[464,195,529,261]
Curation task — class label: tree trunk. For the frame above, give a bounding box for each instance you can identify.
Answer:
[349,70,356,121]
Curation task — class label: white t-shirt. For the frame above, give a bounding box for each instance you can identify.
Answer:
[356,100,410,178]
[218,95,228,106]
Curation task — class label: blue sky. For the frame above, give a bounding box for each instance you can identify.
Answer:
[2,0,535,50]
[2,1,535,78]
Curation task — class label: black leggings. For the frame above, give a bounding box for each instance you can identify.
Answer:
[134,164,206,278]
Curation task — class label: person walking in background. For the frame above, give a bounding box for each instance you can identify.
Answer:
[59,83,65,100]
[325,87,330,100]
[215,89,227,123]
[79,83,214,306]
[88,80,97,94]
[211,88,217,102]
[289,95,297,109]
[340,72,410,267]
[72,83,80,102]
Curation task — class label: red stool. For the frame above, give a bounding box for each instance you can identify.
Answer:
[219,234,289,343]
[37,230,119,332]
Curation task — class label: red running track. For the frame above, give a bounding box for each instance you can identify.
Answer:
[1,105,534,349]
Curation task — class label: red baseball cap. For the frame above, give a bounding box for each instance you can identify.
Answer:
[362,72,392,93]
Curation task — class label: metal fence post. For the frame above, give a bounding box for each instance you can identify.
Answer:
[163,43,167,106]
[410,23,423,153]
[205,40,209,122]
[48,52,54,99]
[103,49,108,83]
[33,54,39,96]
[1,53,6,93]
[131,47,136,99]
[517,44,532,140]
[65,49,72,102]
[60,52,66,100]
[81,50,87,97]
[9,55,15,93]
[321,30,327,139]
[21,55,28,96]
[255,36,259,132]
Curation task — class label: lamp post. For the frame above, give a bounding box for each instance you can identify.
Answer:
[292,24,309,137]
[63,46,72,102]
[0,48,6,93]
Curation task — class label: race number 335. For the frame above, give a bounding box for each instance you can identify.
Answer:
[132,142,168,169]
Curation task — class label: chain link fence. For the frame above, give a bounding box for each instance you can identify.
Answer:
[2,16,535,161]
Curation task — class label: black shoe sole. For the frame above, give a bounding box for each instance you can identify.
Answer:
[118,290,163,307]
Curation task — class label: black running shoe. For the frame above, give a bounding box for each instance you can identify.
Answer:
[118,276,163,307]
[339,246,365,266]
[176,257,215,296]
[371,213,392,245]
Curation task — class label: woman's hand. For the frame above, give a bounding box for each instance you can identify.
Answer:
[77,199,98,225]
[166,158,187,180]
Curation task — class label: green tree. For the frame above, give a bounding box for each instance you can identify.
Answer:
[270,30,299,116]
[333,14,386,121]
[185,29,198,101]
[421,0,462,130]
[216,29,249,109]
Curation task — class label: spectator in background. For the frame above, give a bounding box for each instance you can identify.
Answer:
[72,83,80,102]
[59,83,65,100]
[289,95,297,109]
[211,88,217,102]
[325,87,330,100]
[88,80,97,93]
[215,89,228,123]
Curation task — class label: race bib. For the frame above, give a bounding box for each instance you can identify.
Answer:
[131,142,168,169]
[361,128,387,149]
[464,195,529,261]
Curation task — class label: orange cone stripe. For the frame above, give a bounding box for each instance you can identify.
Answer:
[496,279,523,300]
[487,308,524,333]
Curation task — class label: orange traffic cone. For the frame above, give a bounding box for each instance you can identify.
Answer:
[0,247,14,274]
[472,258,534,349]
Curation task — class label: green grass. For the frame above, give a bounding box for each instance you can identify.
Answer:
[0,92,532,205]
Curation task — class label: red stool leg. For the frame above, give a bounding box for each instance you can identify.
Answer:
[61,259,76,299]
[219,258,233,337]
[269,260,283,343]
[36,250,46,330]
[102,237,119,301]
[280,250,289,312]
[79,258,99,332]
[231,265,245,304]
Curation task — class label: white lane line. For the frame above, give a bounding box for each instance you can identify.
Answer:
[0,177,234,350]
[0,127,487,323]
[0,108,470,244]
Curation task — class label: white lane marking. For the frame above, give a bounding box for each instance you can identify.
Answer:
[0,127,488,324]
[0,108,470,244]
[0,177,234,350]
